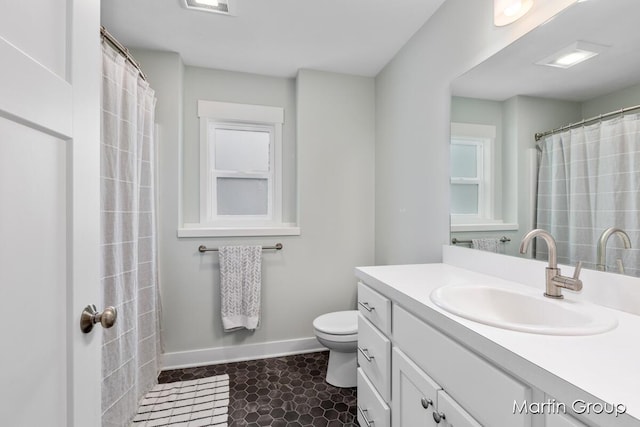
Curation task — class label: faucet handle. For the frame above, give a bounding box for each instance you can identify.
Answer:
[572,261,583,279]
[551,261,583,293]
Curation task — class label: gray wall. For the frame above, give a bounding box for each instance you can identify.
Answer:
[373,0,576,265]
[182,67,298,224]
[129,49,185,339]
[582,82,640,119]
[132,51,375,357]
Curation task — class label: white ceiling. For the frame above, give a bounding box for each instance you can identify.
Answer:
[452,0,640,102]
[101,0,446,78]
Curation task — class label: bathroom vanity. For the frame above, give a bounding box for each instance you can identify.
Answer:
[355,246,640,427]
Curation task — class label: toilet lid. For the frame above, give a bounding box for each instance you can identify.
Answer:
[313,310,358,335]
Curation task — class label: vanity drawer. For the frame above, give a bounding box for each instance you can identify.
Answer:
[393,305,531,427]
[357,282,391,335]
[358,314,391,402]
[357,368,390,427]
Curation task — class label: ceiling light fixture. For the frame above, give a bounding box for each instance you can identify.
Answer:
[494,0,534,26]
[194,0,218,6]
[537,41,607,69]
[183,0,234,15]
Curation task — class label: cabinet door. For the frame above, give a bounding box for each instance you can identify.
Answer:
[392,348,440,426]
[435,390,482,427]
[546,413,588,427]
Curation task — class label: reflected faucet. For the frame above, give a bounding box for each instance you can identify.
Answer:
[596,227,632,273]
[519,229,583,299]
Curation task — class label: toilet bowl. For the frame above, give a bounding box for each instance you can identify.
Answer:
[313,310,358,388]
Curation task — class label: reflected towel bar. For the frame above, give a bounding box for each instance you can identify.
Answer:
[451,236,511,245]
[198,243,283,253]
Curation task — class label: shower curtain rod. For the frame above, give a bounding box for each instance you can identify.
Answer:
[100,25,147,82]
[534,103,640,141]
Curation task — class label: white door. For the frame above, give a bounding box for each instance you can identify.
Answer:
[0,1,102,426]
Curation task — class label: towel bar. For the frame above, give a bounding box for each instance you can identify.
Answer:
[198,243,283,253]
[451,236,510,245]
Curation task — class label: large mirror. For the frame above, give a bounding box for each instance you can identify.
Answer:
[450,0,640,277]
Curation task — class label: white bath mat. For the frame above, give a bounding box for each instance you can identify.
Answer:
[131,374,229,426]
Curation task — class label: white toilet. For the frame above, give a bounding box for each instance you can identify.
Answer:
[313,310,358,388]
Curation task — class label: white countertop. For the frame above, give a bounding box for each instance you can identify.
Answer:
[355,263,640,427]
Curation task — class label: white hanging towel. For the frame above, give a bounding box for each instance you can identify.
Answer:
[219,245,263,331]
[471,238,500,253]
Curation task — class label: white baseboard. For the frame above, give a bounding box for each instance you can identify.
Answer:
[161,337,326,370]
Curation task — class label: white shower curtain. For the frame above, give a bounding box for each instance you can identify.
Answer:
[536,114,640,275]
[100,42,161,426]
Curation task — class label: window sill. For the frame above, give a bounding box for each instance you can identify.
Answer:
[450,223,519,232]
[178,224,301,238]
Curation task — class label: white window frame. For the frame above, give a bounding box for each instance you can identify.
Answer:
[450,122,495,225]
[198,100,283,228]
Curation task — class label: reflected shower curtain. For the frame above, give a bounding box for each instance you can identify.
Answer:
[100,42,161,426]
[536,114,640,276]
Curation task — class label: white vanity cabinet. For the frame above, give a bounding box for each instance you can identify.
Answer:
[357,280,532,427]
[546,410,589,427]
[357,282,392,427]
[356,262,640,427]
[393,347,481,427]
[393,305,531,426]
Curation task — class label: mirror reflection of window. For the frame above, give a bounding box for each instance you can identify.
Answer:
[450,122,495,225]
[451,139,482,215]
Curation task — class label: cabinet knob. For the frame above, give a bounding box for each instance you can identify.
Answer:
[421,397,432,409]
[433,411,446,424]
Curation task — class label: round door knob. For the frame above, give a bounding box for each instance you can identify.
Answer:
[80,304,118,333]
[98,307,117,328]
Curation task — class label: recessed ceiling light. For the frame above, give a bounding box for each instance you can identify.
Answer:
[183,0,234,16]
[494,0,534,26]
[536,41,608,69]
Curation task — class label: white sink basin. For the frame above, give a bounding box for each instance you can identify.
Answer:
[430,284,618,335]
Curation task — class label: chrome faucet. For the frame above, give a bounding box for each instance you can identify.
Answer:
[519,229,583,299]
[596,227,632,273]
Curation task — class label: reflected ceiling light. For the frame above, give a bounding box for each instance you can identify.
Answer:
[183,0,234,15]
[494,0,534,26]
[537,41,608,69]
[195,0,218,6]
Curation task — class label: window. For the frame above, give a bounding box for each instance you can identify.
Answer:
[450,139,485,215]
[192,100,297,234]
[203,122,275,224]
[450,123,495,225]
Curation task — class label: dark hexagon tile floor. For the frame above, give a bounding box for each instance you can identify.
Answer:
[158,351,359,426]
